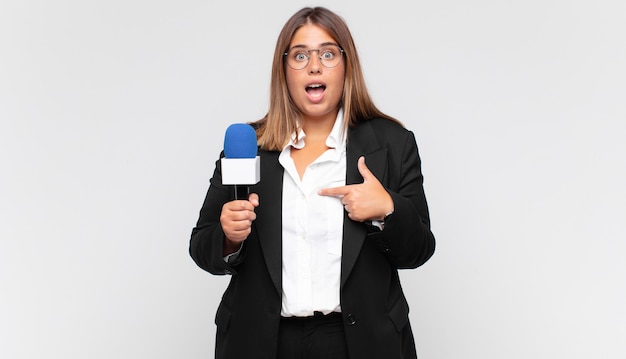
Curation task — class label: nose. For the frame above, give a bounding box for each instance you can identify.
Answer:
[308,50,322,74]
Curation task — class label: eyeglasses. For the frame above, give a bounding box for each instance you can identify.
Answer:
[284,45,344,70]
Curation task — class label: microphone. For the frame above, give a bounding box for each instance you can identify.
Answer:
[221,123,260,199]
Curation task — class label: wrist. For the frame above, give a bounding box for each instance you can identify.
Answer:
[380,210,393,223]
[223,237,241,256]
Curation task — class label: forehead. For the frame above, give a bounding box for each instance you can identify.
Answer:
[289,24,336,48]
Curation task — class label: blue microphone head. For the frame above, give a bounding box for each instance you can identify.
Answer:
[223,123,258,158]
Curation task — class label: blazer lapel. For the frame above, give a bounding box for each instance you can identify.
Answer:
[253,150,283,296]
[341,121,388,286]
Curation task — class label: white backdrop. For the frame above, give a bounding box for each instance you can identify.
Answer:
[1,1,625,358]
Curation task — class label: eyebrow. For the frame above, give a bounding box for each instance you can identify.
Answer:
[289,42,339,49]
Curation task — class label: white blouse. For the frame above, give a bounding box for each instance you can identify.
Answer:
[278,110,346,317]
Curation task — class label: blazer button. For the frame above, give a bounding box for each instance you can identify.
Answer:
[345,313,357,326]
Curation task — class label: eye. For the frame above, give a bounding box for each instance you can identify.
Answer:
[294,52,308,62]
[320,48,336,60]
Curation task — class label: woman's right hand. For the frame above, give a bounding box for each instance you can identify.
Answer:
[220,193,259,252]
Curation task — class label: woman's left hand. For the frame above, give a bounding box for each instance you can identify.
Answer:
[318,156,393,222]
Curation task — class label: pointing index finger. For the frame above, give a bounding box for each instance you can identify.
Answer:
[318,185,350,197]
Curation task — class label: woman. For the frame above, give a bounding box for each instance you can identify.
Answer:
[190,6,435,359]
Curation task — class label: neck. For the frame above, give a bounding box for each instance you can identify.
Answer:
[300,109,338,140]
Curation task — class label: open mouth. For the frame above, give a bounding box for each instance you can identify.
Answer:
[306,83,326,98]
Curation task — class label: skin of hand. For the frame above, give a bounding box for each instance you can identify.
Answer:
[221,193,259,254]
[318,156,394,222]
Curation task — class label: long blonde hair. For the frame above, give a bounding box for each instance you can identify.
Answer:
[254,7,401,151]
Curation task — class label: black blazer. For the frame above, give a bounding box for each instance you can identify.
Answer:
[190,118,435,359]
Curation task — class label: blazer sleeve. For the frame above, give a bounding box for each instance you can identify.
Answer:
[368,129,435,269]
[189,152,246,275]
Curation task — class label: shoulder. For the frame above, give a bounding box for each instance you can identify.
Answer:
[353,117,414,143]
[366,117,407,131]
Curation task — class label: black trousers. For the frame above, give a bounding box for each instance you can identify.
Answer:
[277,312,349,359]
